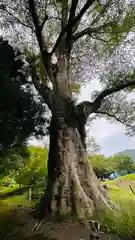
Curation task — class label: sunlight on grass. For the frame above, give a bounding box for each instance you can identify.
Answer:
[105,174,135,185]
[97,174,135,237]
[0,194,29,206]
[0,184,20,195]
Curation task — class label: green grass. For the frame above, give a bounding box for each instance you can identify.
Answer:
[104,174,135,200]
[0,194,28,206]
[0,185,31,239]
[96,198,135,237]
[1,174,135,238]
[105,173,135,185]
[96,174,135,237]
[0,184,20,195]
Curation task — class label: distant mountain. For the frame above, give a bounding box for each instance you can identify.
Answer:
[118,149,135,161]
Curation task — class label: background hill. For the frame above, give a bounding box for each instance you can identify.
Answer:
[118,149,135,161]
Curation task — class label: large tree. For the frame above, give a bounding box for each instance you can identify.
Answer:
[1,0,135,219]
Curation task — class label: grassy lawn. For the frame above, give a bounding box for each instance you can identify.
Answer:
[0,184,20,194]
[0,184,32,239]
[0,194,28,206]
[105,174,135,201]
[0,174,135,239]
[96,174,135,237]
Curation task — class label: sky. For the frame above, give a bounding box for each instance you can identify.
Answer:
[79,81,135,157]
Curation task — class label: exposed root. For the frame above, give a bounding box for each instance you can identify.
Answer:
[41,126,118,220]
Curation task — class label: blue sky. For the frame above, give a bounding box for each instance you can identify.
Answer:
[99,133,135,156]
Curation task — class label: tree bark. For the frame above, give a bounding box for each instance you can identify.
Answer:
[40,98,116,220]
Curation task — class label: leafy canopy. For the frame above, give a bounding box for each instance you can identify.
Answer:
[0,0,135,134]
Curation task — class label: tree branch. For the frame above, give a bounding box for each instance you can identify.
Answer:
[0,5,35,32]
[73,0,96,27]
[95,110,133,128]
[30,62,53,110]
[68,0,78,22]
[91,35,109,44]
[40,14,49,31]
[66,0,79,52]
[73,22,111,42]
[91,80,135,112]
[76,79,135,124]
[76,101,93,124]
[73,26,94,40]
[28,0,48,56]
[73,0,112,42]
[28,0,56,88]
[61,0,68,30]
[51,0,96,55]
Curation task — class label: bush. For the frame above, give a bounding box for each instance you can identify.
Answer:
[31,178,46,201]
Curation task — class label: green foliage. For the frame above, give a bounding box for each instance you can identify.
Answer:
[27,146,48,168]
[89,153,134,179]
[119,149,135,161]
[25,49,47,81]
[95,0,103,12]
[112,154,134,175]
[0,153,25,175]
[15,146,48,200]
[16,147,48,185]
[107,6,135,47]
[71,83,81,93]
[0,176,16,187]
[0,146,48,201]
[0,38,47,154]
[0,146,29,176]
[89,154,116,178]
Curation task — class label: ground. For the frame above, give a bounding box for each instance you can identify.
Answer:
[0,175,135,240]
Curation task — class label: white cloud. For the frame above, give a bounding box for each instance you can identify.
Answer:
[27,136,49,148]
[79,79,102,103]
[91,119,125,141]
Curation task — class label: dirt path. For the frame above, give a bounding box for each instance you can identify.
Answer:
[2,207,122,240]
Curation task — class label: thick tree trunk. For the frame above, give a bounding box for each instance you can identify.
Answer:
[40,99,116,220]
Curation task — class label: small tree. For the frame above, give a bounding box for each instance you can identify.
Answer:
[1,0,135,219]
[89,154,116,179]
[16,147,48,201]
[112,154,134,175]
